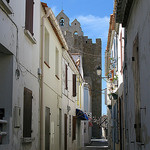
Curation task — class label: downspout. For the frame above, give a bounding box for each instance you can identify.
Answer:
[40,7,51,150]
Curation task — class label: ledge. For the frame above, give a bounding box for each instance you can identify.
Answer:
[55,75,60,80]
[21,137,35,144]
[24,29,36,44]
[0,0,13,14]
[44,61,50,68]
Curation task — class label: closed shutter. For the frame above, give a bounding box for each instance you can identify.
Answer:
[72,116,76,141]
[73,74,76,97]
[65,65,68,90]
[64,114,67,150]
[25,0,34,35]
[23,87,32,137]
[133,35,141,142]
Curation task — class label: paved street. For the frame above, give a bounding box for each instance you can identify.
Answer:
[80,139,109,150]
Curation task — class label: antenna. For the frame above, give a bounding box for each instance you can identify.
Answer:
[61,0,64,11]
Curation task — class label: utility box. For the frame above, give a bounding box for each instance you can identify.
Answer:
[14,106,21,128]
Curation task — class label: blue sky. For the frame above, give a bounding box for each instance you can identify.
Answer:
[41,0,114,115]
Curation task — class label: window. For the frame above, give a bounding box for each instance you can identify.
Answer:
[65,64,68,90]
[72,74,76,97]
[74,31,78,35]
[25,0,34,35]
[132,35,141,142]
[44,28,50,67]
[55,48,59,79]
[72,116,76,141]
[60,18,64,26]
[23,87,32,138]
[6,0,9,3]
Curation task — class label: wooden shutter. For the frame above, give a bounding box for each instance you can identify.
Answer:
[133,35,141,142]
[73,74,76,97]
[65,65,68,90]
[23,87,32,137]
[120,31,123,74]
[64,114,67,150]
[45,107,50,150]
[72,116,76,141]
[25,0,34,35]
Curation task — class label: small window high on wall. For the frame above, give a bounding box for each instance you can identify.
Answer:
[74,31,78,35]
[60,18,64,26]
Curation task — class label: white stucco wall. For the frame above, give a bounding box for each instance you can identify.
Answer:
[0,0,41,149]
[125,0,150,149]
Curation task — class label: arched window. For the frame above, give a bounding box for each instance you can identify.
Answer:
[74,31,78,35]
[60,18,64,26]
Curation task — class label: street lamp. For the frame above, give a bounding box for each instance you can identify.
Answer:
[96,66,108,79]
[96,66,102,76]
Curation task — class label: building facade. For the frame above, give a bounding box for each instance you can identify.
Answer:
[0,0,41,149]
[116,0,150,149]
[56,11,102,139]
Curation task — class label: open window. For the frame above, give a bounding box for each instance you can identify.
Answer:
[60,18,64,26]
[74,31,78,35]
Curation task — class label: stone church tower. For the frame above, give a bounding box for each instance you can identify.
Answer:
[56,11,102,138]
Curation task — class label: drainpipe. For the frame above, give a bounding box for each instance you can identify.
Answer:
[40,7,51,150]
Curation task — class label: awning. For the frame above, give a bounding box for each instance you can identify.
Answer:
[76,109,88,120]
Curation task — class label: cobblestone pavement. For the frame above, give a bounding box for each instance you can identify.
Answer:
[80,139,109,150]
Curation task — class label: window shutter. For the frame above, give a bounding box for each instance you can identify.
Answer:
[133,35,141,142]
[23,87,32,137]
[72,116,76,141]
[73,74,76,97]
[25,0,34,35]
[65,65,68,90]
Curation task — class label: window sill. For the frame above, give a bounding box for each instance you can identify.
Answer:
[44,61,50,68]
[55,75,60,80]
[0,0,13,14]
[24,29,36,44]
[21,137,35,143]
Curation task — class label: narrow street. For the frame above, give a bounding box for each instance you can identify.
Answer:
[80,139,108,150]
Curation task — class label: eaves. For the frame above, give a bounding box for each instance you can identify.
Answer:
[116,0,134,27]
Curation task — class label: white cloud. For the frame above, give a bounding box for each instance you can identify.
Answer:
[76,15,110,43]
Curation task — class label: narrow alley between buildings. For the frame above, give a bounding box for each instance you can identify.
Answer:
[1,0,150,150]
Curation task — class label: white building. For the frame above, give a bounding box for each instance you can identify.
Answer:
[116,0,150,149]
[40,3,68,150]
[0,0,41,149]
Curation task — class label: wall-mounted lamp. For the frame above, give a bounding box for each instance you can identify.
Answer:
[97,66,108,79]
